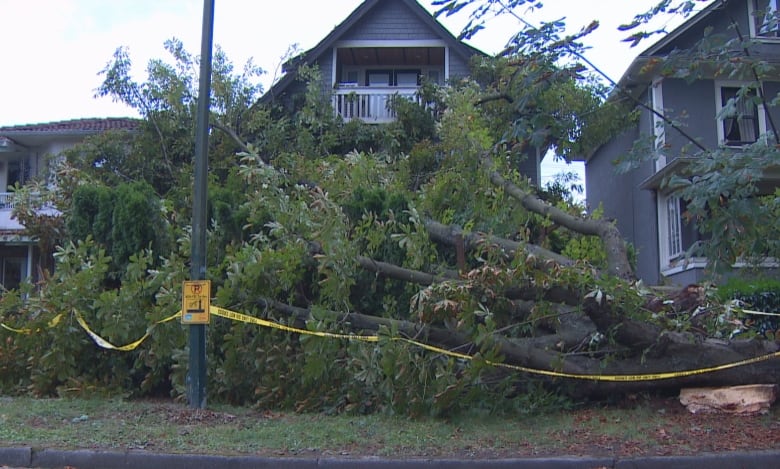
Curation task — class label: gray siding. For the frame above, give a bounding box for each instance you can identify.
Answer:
[315,53,335,96]
[447,54,472,82]
[586,0,780,286]
[341,1,440,41]
[586,126,662,285]
[665,267,708,286]
[661,78,718,154]
[517,147,541,188]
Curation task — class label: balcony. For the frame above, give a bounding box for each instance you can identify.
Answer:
[332,86,420,123]
[0,192,18,210]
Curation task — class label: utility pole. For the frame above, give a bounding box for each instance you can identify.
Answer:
[187,0,215,410]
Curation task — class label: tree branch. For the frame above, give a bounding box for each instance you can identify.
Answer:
[479,151,635,280]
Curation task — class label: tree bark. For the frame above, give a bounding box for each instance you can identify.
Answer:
[424,219,573,266]
[479,151,635,280]
[253,296,780,397]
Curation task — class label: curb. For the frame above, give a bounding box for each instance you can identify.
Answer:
[1,447,779,469]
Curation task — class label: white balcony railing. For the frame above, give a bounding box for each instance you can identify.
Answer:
[0,192,18,210]
[332,87,420,123]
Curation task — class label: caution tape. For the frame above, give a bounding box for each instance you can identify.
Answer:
[5,304,780,382]
[210,306,379,342]
[74,310,181,351]
[1,313,63,334]
[210,306,780,382]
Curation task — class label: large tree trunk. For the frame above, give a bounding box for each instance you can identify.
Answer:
[252,295,780,398]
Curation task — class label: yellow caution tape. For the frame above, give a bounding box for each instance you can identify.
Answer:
[210,306,780,382]
[74,310,181,352]
[0,323,32,334]
[8,303,780,382]
[210,306,379,342]
[1,314,63,334]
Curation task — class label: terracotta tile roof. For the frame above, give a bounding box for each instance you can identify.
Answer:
[0,117,140,134]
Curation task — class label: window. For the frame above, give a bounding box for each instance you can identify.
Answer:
[716,84,762,146]
[666,197,683,260]
[651,78,666,171]
[368,71,391,87]
[395,71,419,87]
[345,71,359,84]
[754,0,780,37]
[658,194,684,270]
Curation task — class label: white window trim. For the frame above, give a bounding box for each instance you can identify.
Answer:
[714,81,767,147]
[658,194,684,272]
[651,78,666,172]
[661,258,708,277]
[748,0,780,39]
[661,258,779,277]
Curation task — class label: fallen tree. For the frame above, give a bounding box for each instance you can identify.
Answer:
[259,227,780,399]
[8,27,775,412]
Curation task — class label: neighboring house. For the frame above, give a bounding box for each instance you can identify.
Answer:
[580,0,780,285]
[259,0,543,185]
[0,118,139,289]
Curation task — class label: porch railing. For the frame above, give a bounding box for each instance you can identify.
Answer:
[0,192,42,210]
[332,87,420,123]
[0,192,18,210]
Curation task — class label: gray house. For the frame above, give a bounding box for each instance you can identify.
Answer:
[261,0,484,123]
[0,118,138,289]
[580,0,780,285]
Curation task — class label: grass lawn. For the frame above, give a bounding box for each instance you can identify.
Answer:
[1,394,779,458]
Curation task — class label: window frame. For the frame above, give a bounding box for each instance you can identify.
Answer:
[714,81,766,147]
[750,0,780,39]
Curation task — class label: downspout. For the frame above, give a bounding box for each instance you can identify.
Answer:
[444,46,449,82]
[26,244,32,282]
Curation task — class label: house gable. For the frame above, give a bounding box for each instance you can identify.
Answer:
[259,0,483,105]
[339,1,441,41]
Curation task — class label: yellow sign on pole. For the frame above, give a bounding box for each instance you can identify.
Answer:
[181,280,211,324]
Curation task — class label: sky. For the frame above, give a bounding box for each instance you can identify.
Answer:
[0,0,703,184]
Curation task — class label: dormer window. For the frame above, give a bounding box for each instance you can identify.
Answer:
[754,0,780,37]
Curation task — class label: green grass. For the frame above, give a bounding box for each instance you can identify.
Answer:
[0,396,777,458]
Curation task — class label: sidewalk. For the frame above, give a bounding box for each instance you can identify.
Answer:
[2,446,780,469]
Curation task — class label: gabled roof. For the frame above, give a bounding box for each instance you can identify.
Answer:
[259,0,485,104]
[616,0,724,89]
[0,117,140,135]
[574,1,724,162]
